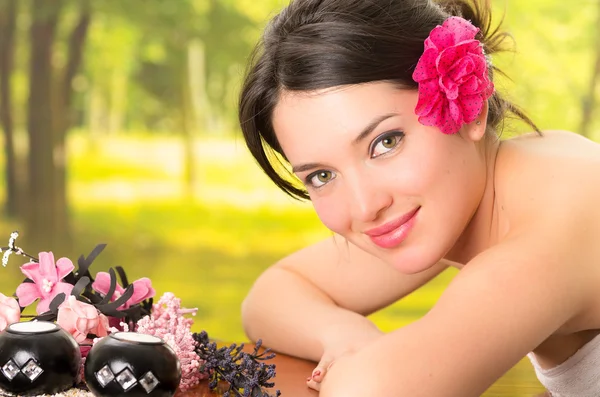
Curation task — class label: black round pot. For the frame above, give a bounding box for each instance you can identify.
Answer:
[0,321,81,396]
[84,332,181,397]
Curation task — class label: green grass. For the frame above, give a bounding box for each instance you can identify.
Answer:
[0,132,544,395]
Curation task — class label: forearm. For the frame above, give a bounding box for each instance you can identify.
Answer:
[241,266,382,361]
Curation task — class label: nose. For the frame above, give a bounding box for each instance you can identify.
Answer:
[346,173,393,223]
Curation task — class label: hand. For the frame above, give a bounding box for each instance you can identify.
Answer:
[306,348,346,391]
[306,327,383,391]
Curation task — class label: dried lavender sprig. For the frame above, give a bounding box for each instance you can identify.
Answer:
[1,231,39,267]
[193,331,281,397]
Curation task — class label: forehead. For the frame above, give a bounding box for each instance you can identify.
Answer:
[272,82,418,157]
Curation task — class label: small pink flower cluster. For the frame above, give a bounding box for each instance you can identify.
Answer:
[136,292,208,391]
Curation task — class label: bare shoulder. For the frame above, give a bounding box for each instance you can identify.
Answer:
[499,129,600,175]
[499,129,600,176]
[496,130,600,224]
[494,129,600,327]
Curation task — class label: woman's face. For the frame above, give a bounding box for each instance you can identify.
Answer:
[272,82,488,273]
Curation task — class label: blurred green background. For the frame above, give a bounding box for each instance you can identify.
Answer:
[0,0,599,395]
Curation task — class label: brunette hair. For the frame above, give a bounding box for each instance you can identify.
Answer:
[239,0,539,200]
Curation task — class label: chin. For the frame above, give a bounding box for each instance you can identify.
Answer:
[389,259,434,275]
[385,246,442,275]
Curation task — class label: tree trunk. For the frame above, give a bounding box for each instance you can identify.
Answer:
[52,0,91,249]
[181,47,195,200]
[88,84,107,140]
[27,0,62,250]
[108,67,127,134]
[189,39,209,134]
[0,0,18,218]
[580,2,600,138]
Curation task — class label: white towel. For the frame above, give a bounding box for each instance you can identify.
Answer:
[527,333,600,397]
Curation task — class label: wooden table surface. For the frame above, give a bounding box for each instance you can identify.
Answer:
[177,345,317,397]
[176,343,551,397]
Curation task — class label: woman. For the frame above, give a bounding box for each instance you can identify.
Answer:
[238,0,600,395]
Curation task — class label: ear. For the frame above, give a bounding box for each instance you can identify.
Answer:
[464,100,489,142]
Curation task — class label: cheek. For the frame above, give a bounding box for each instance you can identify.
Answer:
[424,146,486,220]
[311,196,350,233]
[386,154,434,196]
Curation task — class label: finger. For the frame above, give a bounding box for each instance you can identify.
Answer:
[311,357,334,383]
[306,377,322,391]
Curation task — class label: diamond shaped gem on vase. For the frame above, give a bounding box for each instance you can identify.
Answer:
[21,360,44,381]
[116,368,137,391]
[139,371,160,393]
[95,365,115,387]
[1,360,19,381]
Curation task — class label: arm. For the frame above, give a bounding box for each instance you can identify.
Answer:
[319,229,594,396]
[241,234,449,362]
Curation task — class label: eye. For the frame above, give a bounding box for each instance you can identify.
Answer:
[370,131,404,158]
[306,170,336,188]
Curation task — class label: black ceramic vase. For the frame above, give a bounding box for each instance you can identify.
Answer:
[84,332,181,397]
[0,321,81,396]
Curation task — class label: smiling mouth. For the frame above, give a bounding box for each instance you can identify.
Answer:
[364,207,420,249]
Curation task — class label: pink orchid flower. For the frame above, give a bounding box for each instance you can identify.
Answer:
[0,293,21,331]
[91,272,155,309]
[15,252,74,315]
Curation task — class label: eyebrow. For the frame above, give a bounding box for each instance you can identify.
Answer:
[352,112,398,145]
[291,112,399,174]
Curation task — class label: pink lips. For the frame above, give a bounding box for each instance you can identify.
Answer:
[365,207,420,249]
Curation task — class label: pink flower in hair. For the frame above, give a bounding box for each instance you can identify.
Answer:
[412,16,494,134]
